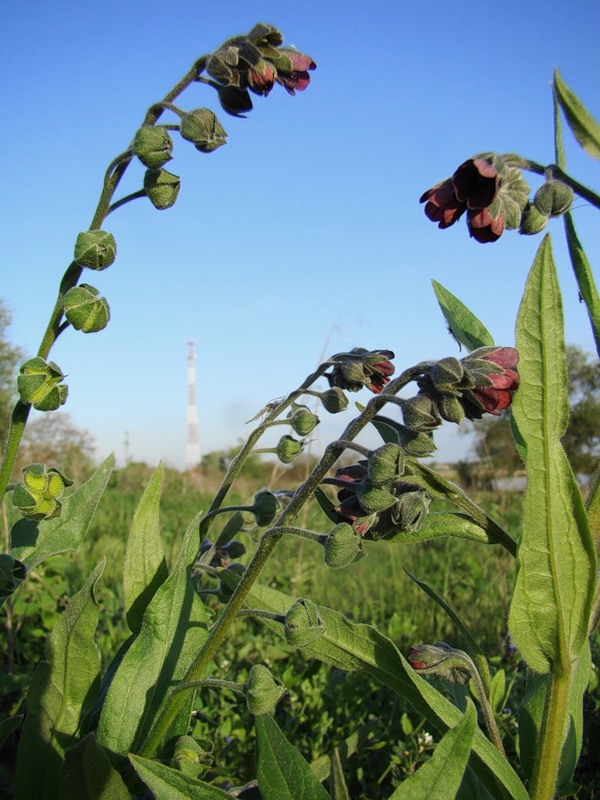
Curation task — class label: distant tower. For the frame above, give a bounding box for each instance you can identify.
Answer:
[185,340,201,470]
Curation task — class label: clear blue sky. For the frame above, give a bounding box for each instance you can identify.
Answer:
[2,1,600,468]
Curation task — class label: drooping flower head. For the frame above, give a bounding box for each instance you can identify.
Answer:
[326,348,395,394]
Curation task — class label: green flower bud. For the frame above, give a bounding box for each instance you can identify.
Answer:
[402,395,442,431]
[533,179,574,217]
[356,483,396,513]
[431,357,464,391]
[287,405,319,436]
[144,168,181,209]
[246,664,286,715]
[217,562,246,601]
[17,357,68,411]
[367,443,405,485]
[519,201,549,235]
[323,523,363,569]
[391,490,430,533]
[437,394,465,424]
[407,642,472,685]
[63,284,110,333]
[284,598,325,648]
[401,430,437,458]
[12,463,73,520]
[252,489,280,526]
[180,109,228,153]
[132,126,173,168]
[276,435,304,464]
[170,735,212,778]
[321,387,349,414]
[0,553,26,598]
[74,230,117,271]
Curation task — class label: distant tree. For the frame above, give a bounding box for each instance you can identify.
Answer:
[16,412,96,483]
[471,345,600,475]
[0,300,23,447]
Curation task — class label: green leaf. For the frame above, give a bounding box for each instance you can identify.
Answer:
[310,720,380,783]
[59,732,130,799]
[256,714,330,800]
[0,714,22,750]
[96,515,209,755]
[129,753,232,799]
[16,560,105,800]
[386,512,491,545]
[488,669,506,715]
[509,236,596,672]
[238,579,527,800]
[388,700,476,799]
[431,280,494,352]
[123,463,168,634]
[329,747,350,800]
[554,70,600,161]
[563,211,600,357]
[11,454,115,570]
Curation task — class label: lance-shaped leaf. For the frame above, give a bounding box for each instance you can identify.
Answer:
[389,700,476,799]
[225,574,528,800]
[16,560,105,800]
[328,747,350,800]
[97,515,209,755]
[386,512,491,546]
[123,463,168,633]
[256,714,330,800]
[564,211,600,357]
[129,753,233,799]
[11,454,114,570]
[509,236,596,673]
[554,70,600,162]
[432,280,494,352]
[59,732,130,800]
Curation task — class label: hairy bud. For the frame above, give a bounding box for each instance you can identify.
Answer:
[246,664,286,715]
[63,284,110,333]
[180,109,227,153]
[12,463,73,520]
[132,126,173,168]
[284,598,325,648]
[17,357,68,411]
[144,168,181,209]
[74,230,117,271]
[323,523,363,568]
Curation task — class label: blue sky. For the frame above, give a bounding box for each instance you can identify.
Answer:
[2,0,600,469]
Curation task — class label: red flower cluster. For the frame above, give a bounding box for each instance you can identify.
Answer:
[420,158,504,243]
[469,347,520,415]
[326,348,395,395]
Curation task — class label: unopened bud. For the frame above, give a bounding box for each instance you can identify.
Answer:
[430,357,464,391]
[246,664,286,715]
[534,179,573,217]
[391,490,430,533]
[12,463,73,520]
[144,168,181,209]
[367,443,405,485]
[284,598,325,648]
[132,126,173,168]
[63,284,110,333]
[217,86,253,117]
[252,489,280,527]
[356,483,396,513]
[321,387,349,414]
[17,357,68,411]
[402,395,442,431]
[180,109,227,153]
[437,394,465,424]
[276,435,304,464]
[407,642,472,685]
[170,735,211,778]
[287,405,319,436]
[323,523,363,568]
[519,202,549,235]
[74,230,117,271]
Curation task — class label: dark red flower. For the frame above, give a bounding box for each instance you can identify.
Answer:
[275,50,316,94]
[467,208,505,243]
[327,349,395,395]
[466,347,519,416]
[452,158,500,210]
[247,60,277,96]
[419,179,467,229]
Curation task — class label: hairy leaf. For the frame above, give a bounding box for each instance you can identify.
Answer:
[509,236,596,672]
[97,515,209,755]
[389,700,476,799]
[256,714,330,800]
[431,280,494,352]
[129,753,232,798]
[16,560,105,800]
[554,70,600,161]
[563,211,600,357]
[59,732,130,799]
[11,454,114,570]
[123,463,168,634]
[329,746,350,800]
[387,512,491,545]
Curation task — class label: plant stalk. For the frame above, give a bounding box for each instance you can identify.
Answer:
[529,670,571,800]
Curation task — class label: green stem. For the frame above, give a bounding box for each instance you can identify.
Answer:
[106,190,147,216]
[0,403,31,500]
[529,670,571,800]
[466,656,505,756]
[512,156,600,211]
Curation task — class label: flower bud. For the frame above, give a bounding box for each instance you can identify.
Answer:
[74,230,117,271]
[402,395,442,431]
[17,357,68,411]
[12,463,73,520]
[180,109,227,153]
[391,489,430,533]
[367,443,405,485]
[287,405,319,436]
[519,202,549,235]
[320,387,349,414]
[533,179,574,217]
[323,523,363,568]
[356,483,397,513]
[276,435,304,464]
[246,664,286,715]
[217,562,246,601]
[132,126,173,168]
[217,86,253,117]
[144,168,181,209]
[0,553,26,598]
[63,284,110,333]
[407,642,472,685]
[223,540,246,559]
[430,357,464,391]
[401,430,437,458]
[284,598,325,648]
[170,735,211,778]
[251,489,280,526]
[437,394,465,424]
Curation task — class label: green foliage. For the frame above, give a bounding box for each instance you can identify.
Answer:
[0,300,23,447]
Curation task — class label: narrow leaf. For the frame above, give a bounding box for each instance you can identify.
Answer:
[16,560,105,800]
[256,714,331,800]
[431,280,494,352]
[11,454,114,570]
[97,515,209,755]
[59,732,130,800]
[129,753,232,799]
[329,747,350,800]
[563,211,600,357]
[509,236,596,672]
[123,462,168,634]
[310,720,380,782]
[386,512,491,545]
[554,70,600,161]
[0,715,22,750]
[488,670,506,715]
[389,700,476,799]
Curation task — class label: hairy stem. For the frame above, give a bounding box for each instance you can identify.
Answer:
[529,670,571,800]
